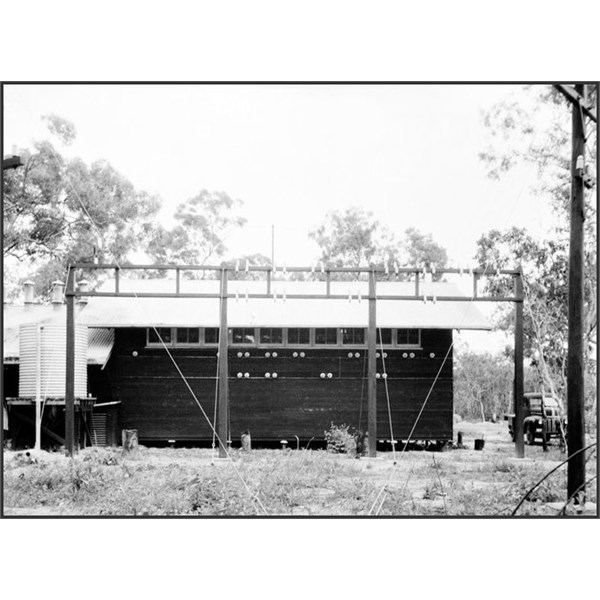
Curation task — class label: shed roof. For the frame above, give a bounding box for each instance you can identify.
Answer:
[77,278,492,330]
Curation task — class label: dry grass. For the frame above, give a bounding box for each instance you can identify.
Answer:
[3,422,597,516]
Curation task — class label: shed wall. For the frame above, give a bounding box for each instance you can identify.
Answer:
[105,328,453,442]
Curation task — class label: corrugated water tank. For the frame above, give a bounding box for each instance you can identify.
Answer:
[19,323,88,398]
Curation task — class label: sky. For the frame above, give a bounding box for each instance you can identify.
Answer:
[3,83,561,269]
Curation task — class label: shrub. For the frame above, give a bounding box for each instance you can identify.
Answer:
[324,423,357,454]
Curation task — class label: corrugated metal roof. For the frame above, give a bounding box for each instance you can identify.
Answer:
[78,278,491,330]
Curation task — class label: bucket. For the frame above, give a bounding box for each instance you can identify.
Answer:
[474,438,485,451]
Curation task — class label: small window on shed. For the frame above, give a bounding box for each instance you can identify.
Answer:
[204,328,219,344]
[342,328,365,345]
[232,328,256,345]
[287,328,310,345]
[397,328,421,346]
[148,327,172,345]
[315,328,338,345]
[176,328,200,344]
[260,328,283,344]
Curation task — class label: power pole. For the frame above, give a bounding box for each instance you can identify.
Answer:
[566,83,587,504]
[555,83,597,504]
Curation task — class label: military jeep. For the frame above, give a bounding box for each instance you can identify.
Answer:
[505,393,567,446]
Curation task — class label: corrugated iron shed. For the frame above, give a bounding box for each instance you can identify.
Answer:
[3,304,114,366]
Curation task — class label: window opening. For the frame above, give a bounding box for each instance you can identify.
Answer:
[287,328,310,345]
[315,328,338,345]
[232,327,256,345]
[260,328,283,344]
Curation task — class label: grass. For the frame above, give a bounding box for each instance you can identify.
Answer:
[3,423,597,516]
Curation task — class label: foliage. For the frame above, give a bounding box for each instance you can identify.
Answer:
[454,350,515,421]
[324,423,357,454]
[308,206,447,278]
[145,190,246,269]
[477,85,597,418]
[3,116,161,299]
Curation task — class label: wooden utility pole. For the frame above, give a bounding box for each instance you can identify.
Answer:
[367,270,377,457]
[566,83,587,503]
[514,270,525,458]
[65,268,75,456]
[218,269,229,458]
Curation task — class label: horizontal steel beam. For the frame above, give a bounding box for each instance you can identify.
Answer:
[71,262,522,276]
[67,290,522,302]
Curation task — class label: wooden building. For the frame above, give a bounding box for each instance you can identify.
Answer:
[3,275,491,448]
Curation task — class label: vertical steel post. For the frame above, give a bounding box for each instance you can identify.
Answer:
[218,269,229,458]
[567,83,586,502]
[367,270,377,457]
[65,267,75,456]
[514,270,524,458]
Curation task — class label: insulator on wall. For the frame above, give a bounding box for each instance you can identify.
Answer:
[272,372,278,378]
[376,373,381,379]
[394,262,399,275]
[265,352,270,357]
[235,292,239,303]
[383,352,387,358]
[382,373,388,379]
[355,352,360,358]
[384,261,389,275]
[272,352,278,358]
[431,264,436,275]
[245,260,249,273]
[237,352,243,358]
[402,353,408,358]
[244,372,250,378]
[320,372,325,378]
[409,352,415,358]
[245,289,249,303]
[348,352,353,358]
[237,372,243,378]
[358,292,362,303]
[265,372,271,378]
[244,352,250,358]
[433,296,437,304]
[320,262,325,274]
[430,353,435,358]
[376,352,380,358]
[293,352,298,358]
[299,352,305,358]
[327,372,333,379]
[423,295,428,304]
[235,260,240,272]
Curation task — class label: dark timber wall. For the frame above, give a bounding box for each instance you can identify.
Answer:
[104,328,453,443]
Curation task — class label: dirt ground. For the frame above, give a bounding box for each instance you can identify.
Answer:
[3,421,597,516]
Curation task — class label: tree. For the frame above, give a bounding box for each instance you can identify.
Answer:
[146,190,246,269]
[308,206,448,278]
[3,115,161,299]
[477,85,597,421]
[454,349,538,421]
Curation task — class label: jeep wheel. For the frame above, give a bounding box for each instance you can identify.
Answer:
[526,426,535,445]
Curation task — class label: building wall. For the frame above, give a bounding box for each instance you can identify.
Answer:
[104,327,453,442]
